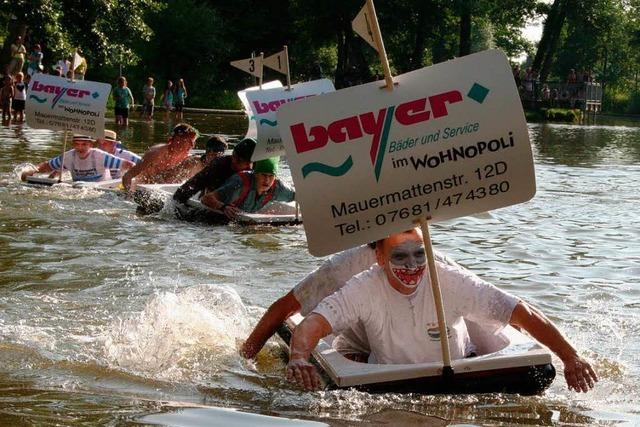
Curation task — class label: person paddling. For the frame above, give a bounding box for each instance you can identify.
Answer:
[173,137,256,204]
[122,123,198,191]
[21,135,134,182]
[201,157,295,219]
[96,130,141,179]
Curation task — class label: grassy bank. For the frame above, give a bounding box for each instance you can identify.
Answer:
[525,108,582,124]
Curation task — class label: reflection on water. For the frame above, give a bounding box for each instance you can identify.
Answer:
[0,116,639,425]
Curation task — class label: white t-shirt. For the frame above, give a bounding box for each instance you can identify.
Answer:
[313,263,519,364]
[110,148,141,178]
[293,245,454,355]
[48,148,123,182]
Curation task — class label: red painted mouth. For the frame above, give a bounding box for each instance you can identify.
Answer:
[392,265,425,286]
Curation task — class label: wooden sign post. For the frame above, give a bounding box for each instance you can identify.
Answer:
[354,0,452,374]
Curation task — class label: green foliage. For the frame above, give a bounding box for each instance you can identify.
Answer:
[1,0,638,115]
[543,108,582,123]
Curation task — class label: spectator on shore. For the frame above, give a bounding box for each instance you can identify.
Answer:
[523,67,534,99]
[174,78,187,120]
[512,64,521,89]
[12,72,26,122]
[74,49,88,80]
[541,84,551,107]
[113,76,135,126]
[27,44,44,77]
[550,88,558,107]
[1,75,14,122]
[55,57,71,77]
[567,69,578,84]
[7,36,27,76]
[141,77,156,121]
[161,80,174,120]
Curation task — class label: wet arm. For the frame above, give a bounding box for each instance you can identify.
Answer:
[510,301,598,392]
[173,166,211,204]
[122,154,154,191]
[21,161,53,181]
[286,313,332,391]
[241,290,301,359]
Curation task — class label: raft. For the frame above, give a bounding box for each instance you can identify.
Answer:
[134,183,302,226]
[25,176,122,192]
[277,314,555,395]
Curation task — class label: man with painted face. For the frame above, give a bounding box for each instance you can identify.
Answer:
[286,228,598,392]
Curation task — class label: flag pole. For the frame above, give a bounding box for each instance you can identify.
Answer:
[419,217,454,378]
[259,52,264,89]
[364,0,394,91]
[251,51,257,86]
[284,45,291,90]
[58,130,68,183]
[70,48,78,82]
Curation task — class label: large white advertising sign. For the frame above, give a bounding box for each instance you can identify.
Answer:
[238,80,283,139]
[26,74,111,138]
[278,50,535,256]
[245,79,335,160]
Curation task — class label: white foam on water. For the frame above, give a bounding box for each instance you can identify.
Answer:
[102,284,251,383]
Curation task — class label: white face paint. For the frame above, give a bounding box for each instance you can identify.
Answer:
[388,240,427,290]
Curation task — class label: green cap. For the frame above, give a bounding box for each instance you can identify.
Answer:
[253,157,279,174]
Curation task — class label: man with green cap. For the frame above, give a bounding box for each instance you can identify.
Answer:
[173,137,255,204]
[201,157,295,219]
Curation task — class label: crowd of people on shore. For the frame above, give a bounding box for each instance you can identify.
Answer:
[512,64,599,109]
[113,76,189,125]
[1,35,189,126]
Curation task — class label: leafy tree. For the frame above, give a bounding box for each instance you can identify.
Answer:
[1,0,160,72]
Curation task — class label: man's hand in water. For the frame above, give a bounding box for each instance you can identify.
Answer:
[563,353,598,392]
[286,358,322,391]
[222,205,241,219]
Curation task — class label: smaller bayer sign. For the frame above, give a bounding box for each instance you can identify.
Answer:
[278,50,536,256]
[238,80,283,139]
[26,75,111,138]
[245,79,335,160]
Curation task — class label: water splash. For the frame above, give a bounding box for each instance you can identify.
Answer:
[103,284,250,383]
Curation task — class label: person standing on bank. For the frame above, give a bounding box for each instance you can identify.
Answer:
[161,80,174,120]
[113,76,135,126]
[141,77,156,121]
[174,79,187,121]
[12,72,26,122]
[7,36,27,76]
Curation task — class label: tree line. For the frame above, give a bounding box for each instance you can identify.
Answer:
[1,0,639,112]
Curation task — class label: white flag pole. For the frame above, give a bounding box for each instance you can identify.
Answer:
[251,51,257,86]
[418,217,454,377]
[70,49,77,82]
[58,130,68,183]
[284,45,291,90]
[363,0,394,91]
[259,52,264,89]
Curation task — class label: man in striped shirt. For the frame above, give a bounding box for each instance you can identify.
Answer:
[97,130,141,179]
[21,135,134,182]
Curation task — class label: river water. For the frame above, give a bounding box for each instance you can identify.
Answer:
[0,114,638,426]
